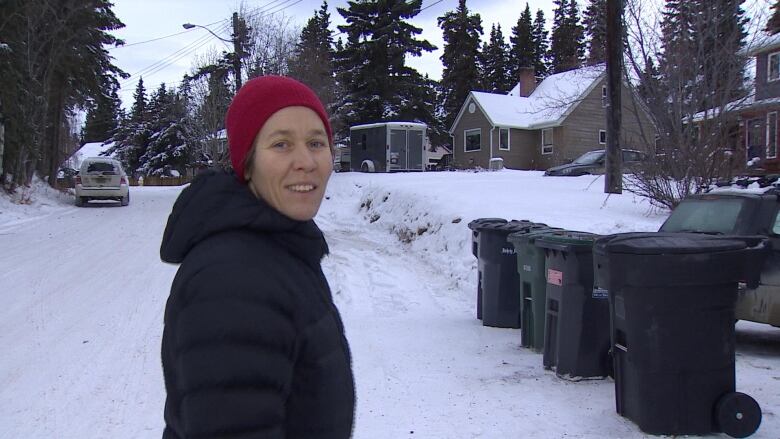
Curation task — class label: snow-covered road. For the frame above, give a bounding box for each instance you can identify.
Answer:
[1,172,779,438]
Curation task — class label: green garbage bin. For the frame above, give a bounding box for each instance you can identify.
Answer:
[507,226,561,352]
[535,230,608,380]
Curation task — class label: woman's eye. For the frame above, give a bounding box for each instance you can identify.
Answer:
[272,142,287,149]
[309,141,327,149]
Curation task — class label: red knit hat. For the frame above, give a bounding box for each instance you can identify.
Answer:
[225,75,333,183]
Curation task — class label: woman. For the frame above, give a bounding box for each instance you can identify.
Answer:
[160,76,355,439]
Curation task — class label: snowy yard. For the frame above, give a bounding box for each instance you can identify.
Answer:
[1,170,778,438]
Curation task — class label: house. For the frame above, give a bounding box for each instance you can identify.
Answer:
[449,65,656,170]
[424,144,451,170]
[61,141,116,170]
[737,33,780,171]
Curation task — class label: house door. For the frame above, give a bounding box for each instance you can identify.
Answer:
[746,118,763,160]
[389,129,408,170]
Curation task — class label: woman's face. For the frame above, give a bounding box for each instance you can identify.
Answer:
[245,106,333,221]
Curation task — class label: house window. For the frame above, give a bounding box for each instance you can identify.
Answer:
[465,129,481,152]
[499,128,510,151]
[601,85,608,108]
[599,130,607,144]
[768,112,778,159]
[542,128,553,155]
[769,52,780,82]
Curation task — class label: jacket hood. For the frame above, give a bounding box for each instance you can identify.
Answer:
[160,170,328,266]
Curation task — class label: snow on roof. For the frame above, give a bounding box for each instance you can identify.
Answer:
[61,142,116,169]
[465,65,605,130]
[745,31,780,56]
[691,93,780,122]
[350,122,427,130]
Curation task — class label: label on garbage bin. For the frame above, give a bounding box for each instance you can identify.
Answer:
[547,269,563,286]
[592,288,609,299]
[502,247,517,255]
[523,264,532,272]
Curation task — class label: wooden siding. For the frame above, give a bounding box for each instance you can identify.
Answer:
[756,51,780,100]
[494,128,539,169]
[452,98,494,169]
[560,79,656,166]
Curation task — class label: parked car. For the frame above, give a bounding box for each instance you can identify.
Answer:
[74,157,130,207]
[56,167,79,188]
[434,153,453,171]
[544,149,647,176]
[659,178,780,327]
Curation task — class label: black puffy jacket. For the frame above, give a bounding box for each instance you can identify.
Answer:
[160,170,354,439]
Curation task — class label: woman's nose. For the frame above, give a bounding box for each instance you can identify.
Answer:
[292,143,318,171]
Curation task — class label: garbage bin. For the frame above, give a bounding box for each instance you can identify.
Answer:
[535,230,608,380]
[601,232,764,438]
[479,220,538,328]
[507,226,561,351]
[468,218,508,319]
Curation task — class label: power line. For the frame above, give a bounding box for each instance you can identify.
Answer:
[118,0,305,88]
[109,0,291,51]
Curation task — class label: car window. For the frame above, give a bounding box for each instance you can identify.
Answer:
[773,209,780,235]
[86,162,117,174]
[622,151,642,162]
[573,151,604,165]
[660,197,746,234]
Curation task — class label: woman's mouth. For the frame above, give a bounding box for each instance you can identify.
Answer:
[287,184,316,193]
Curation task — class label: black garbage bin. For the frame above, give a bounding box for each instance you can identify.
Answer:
[601,232,764,438]
[468,218,508,319]
[507,226,560,351]
[479,220,538,328]
[535,230,607,379]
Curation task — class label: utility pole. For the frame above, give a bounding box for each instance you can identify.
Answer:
[231,12,243,90]
[183,13,244,90]
[605,0,623,194]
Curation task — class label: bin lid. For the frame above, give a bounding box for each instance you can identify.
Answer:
[506,226,559,244]
[605,233,747,255]
[467,218,507,231]
[535,230,599,251]
[479,219,539,234]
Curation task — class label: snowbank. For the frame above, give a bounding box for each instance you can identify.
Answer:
[0,177,74,232]
[341,169,667,292]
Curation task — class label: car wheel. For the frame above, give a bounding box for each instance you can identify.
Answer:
[361,163,369,173]
[120,193,130,206]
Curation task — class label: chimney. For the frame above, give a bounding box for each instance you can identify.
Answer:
[518,66,537,97]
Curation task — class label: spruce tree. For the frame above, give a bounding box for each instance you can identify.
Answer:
[289,1,336,110]
[699,0,748,105]
[438,0,483,131]
[509,4,535,80]
[768,0,780,34]
[139,84,189,176]
[335,0,436,135]
[583,0,607,65]
[568,0,586,65]
[83,76,122,143]
[481,24,512,93]
[108,78,150,175]
[532,10,550,77]
[550,0,585,73]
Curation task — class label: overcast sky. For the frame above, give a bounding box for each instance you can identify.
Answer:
[109,0,558,107]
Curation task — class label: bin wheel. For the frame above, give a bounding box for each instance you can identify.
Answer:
[715,392,761,438]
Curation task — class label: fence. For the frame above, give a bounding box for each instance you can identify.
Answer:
[130,176,191,186]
